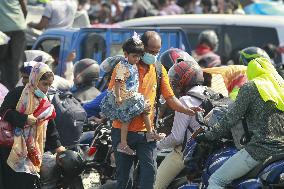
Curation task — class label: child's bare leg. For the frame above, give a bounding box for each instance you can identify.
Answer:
[120,122,129,146]
[117,122,136,155]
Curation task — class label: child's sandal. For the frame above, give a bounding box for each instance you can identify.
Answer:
[117,143,136,155]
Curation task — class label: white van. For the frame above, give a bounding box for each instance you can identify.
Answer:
[118,14,284,64]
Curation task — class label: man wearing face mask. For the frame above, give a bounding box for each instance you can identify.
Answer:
[110,31,203,189]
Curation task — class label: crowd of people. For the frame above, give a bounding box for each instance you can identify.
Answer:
[0,26,283,189]
[42,0,245,25]
[1,1,284,189]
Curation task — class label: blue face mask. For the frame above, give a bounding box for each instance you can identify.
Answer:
[34,88,46,98]
[142,53,158,65]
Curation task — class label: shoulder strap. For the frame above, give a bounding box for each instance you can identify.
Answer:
[186,91,206,101]
[154,62,162,129]
[0,109,11,119]
[186,87,217,100]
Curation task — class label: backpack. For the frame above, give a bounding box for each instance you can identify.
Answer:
[182,87,249,166]
[182,88,234,156]
[187,87,251,148]
[51,91,87,148]
[186,87,233,117]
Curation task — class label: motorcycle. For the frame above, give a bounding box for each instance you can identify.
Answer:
[180,113,284,189]
[40,120,114,189]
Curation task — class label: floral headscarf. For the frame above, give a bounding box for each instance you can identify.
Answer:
[247,57,284,111]
[202,65,247,100]
[7,62,55,175]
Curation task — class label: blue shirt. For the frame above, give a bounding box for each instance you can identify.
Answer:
[83,90,107,118]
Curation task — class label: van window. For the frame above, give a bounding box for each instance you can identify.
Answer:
[176,25,220,50]
[142,24,220,52]
[135,23,281,64]
[83,33,106,64]
[34,39,61,55]
[223,26,280,63]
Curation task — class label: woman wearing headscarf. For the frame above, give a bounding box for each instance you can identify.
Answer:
[0,62,65,189]
[16,50,73,91]
[196,57,284,189]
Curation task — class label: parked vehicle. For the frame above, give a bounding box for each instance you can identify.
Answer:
[118,14,284,65]
[32,27,191,76]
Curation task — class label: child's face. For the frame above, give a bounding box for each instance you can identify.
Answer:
[125,52,141,65]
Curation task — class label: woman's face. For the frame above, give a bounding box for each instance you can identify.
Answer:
[37,77,54,94]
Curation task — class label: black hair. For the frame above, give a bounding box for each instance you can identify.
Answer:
[20,64,26,73]
[122,37,144,55]
[40,71,54,81]
[49,45,60,58]
[20,64,33,75]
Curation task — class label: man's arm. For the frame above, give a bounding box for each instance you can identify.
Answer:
[159,65,203,116]
[28,16,49,30]
[158,110,190,149]
[19,0,27,18]
[166,96,202,116]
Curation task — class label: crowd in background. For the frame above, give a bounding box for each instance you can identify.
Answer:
[26,0,263,26]
[74,0,245,25]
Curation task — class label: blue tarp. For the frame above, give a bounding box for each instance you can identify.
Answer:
[244,1,284,15]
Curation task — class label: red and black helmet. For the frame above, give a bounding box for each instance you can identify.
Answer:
[168,60,204,96]
[160,48,194,71]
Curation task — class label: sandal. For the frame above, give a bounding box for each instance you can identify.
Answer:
[117,143,136,155]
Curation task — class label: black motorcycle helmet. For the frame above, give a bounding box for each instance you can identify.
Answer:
[56,150,84,178]
[159,48,194,71]
[73,58,100,86]
[239,46,270,66]
[198,30,219,52]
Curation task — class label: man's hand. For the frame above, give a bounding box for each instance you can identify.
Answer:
[166,96,204,116]
[55,146,66,154]
[66,51,76,62]
[185,107,204,116]
[88,116,105,124]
